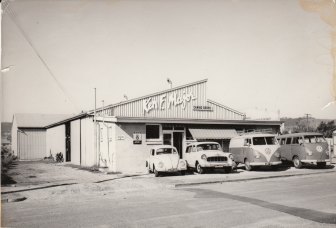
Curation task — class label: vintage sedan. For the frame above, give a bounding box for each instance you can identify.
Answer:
[146,145,187,177]
[184,142,235,174]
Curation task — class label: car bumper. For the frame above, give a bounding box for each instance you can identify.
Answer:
[157,167,187,172]
[200,161,233,168]
[250,161,282,166]
[301,159,330,165]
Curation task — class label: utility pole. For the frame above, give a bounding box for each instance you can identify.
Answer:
[94,88,97,167]
[304,113,311,132]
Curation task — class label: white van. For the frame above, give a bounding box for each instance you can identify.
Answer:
[229,134,281,171]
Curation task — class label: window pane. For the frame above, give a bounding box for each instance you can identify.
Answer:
[156,148,177,155]
[146,125,160,139]
[286,138,292,145]
[304,135,326,143]
[162,125,173,130]
[253,137,266,145]
[292,137,299,144]
[163,134,172,145]
[174,126,184,130]
[265,137,276,145]
[197,143,220,151]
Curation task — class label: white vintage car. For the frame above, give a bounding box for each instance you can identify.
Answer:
[146,145,187,177]
[184,142,235,174]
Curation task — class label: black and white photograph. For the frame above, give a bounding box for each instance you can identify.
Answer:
[1,0,336,227]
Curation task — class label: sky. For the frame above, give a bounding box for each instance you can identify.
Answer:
[1,0,336,122]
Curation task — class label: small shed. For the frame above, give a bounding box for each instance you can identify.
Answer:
[11,113,71,160]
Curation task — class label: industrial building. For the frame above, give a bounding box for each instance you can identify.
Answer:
[11,113,71,160]
[45,79,282,173]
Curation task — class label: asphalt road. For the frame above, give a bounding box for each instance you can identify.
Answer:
[2,172,336,228]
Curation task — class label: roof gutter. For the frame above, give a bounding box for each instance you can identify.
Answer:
[45,113,89,128]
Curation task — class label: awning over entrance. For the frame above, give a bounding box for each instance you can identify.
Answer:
[188,128,238,140]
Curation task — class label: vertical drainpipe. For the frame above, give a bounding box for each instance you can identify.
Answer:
[80,118,81,166]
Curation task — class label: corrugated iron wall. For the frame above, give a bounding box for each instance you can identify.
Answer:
[96,80,244,120]
[71,120,81,165]
[46,124,65,158]
[18,129,46,160]
[111,82,207,119]
[205,100,245,120]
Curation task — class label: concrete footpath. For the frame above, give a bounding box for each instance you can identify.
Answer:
[2,160,336,202]
[1,160,146,195]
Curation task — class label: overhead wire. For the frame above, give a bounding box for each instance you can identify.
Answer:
[2,0,79,113]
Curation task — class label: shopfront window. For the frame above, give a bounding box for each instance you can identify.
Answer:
[162,125,173,130]
[163,134,172,145]
[146,125,160,140]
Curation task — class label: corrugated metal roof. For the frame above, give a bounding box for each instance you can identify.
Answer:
[95,79,209,113]
[14,113,73,128]
[116,117,283,125]
[189,128,238,140]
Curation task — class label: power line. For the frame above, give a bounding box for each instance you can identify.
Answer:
[304,113,311,132]
[3,1,79,113]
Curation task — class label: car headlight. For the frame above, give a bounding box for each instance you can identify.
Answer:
[253,150,261,159]
[179,160,186,167]
[158,161,164,168]
[229,154,234,160]
[201,154,207,160]
[274,152,280,158]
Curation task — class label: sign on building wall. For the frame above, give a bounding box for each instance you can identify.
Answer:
[143,91,197,113]
[193,106,213,111]
[133,132,142,144]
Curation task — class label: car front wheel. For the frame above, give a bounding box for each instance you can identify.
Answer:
[293,156,302,169]
[244,159,252,171]
[196,162,205,174]
[153,165,160,177]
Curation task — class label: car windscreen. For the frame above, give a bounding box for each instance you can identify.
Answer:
[156,148,177,155]
[265,137,277,145]
[303,135,326,144]
[196,144,221,151]
[253,137,277,145]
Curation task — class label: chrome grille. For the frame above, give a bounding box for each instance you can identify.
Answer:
[207,156,227,162]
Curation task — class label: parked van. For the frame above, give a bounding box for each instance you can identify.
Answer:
[229,134,281,171]
[277,132,330,168]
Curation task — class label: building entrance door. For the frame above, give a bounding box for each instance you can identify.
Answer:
[65,122,71,162]
[173,132,183,159]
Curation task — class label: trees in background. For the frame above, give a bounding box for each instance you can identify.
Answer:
[316,120,336,138]
[281,118,335,136]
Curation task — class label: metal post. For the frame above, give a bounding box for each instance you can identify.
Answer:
[94,88,97,167]
[102,100,105,123]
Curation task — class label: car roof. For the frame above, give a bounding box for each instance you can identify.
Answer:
[151,145,177,150]
[232,133,276,139]
[187,141,220,146]
[277,132,323,138]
